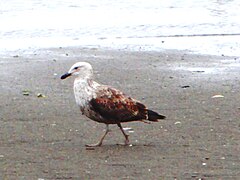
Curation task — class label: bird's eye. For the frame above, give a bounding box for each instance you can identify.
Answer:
[74,67,78,70]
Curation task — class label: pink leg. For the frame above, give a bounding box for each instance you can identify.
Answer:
[117,123,130,145]
[85,124,110,147]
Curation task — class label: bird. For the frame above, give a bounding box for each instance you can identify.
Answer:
[61,62,166,147]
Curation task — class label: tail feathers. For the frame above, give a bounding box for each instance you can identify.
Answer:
[147,109,166,122]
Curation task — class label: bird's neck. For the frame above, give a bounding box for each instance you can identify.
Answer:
[73,76,99,107]
[74,76,95,88]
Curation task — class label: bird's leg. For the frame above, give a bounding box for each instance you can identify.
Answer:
[85,124,110,147]
[117,123,130,145]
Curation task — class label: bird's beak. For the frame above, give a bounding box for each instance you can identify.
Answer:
[61,72,71,79]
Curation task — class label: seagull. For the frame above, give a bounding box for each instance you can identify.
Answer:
[61,62,166,147]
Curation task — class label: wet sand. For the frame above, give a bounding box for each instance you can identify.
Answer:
[0,48,239,179]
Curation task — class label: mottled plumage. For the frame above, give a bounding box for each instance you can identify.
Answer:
[61,62,165,146]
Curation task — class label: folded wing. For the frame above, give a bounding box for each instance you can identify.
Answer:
[89,86,147,123]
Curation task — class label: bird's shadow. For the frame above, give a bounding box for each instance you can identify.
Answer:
[85,143,157,151]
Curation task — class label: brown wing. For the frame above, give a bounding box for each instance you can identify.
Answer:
[89,86,147,123]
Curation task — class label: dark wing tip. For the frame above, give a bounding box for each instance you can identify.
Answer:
[159,114,166,119]
[147,109,166,121]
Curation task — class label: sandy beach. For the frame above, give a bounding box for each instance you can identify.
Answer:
[0,47,239,179]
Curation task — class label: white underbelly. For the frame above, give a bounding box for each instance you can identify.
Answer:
[73,79,101,121]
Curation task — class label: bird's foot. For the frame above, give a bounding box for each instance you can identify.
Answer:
[117,135,131,146]
[85,124,110,147]
[125,135,130,145]
[116,142,132,146]
[85,142,102,147]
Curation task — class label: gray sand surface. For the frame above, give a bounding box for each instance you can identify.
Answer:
[0,48,239,179]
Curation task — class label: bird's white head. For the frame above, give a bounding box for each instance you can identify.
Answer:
[61,62,93,80]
